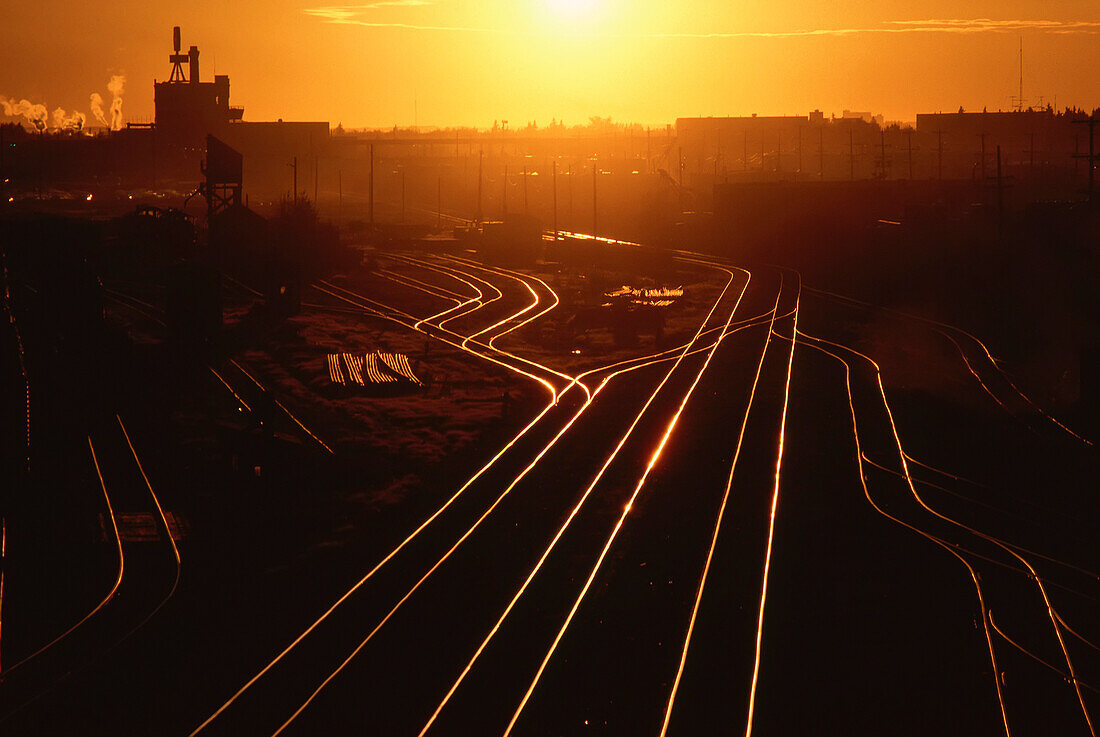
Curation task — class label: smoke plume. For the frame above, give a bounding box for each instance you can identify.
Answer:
[56,108,86,131]
[107,75,124,130]
[0,96,49,132]
[89,93,107,127]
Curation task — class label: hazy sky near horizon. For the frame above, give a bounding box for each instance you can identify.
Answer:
[2,1,1099,129]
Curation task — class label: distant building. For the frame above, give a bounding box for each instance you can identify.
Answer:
[153,26,329,192]
[154,27,243,147]
[676,108,1094,188]
[675,113,882,182]
[915,109,1090,182]
[916,109,1062,142]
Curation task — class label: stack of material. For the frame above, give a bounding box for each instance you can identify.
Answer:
[344,353,365,385]
[379,352,423,385]
[326,351,422,387]
[363,353,397,384]
[327,353,346,385]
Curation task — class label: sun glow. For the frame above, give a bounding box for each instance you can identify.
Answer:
[546,0,596,15]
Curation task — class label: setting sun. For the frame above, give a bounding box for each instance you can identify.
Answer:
[547,0,596,15]
[1,1,1099,736]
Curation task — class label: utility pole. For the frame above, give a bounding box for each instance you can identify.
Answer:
[592,164,598,239]
[1092,122,1097,204]
[552,160,558,238]
[715,129,721,180]
[907,131,914,180]
[979,132,987,182]
[849,130,855,180]
[646,127,651,173]
[937,130,944,180]
[291,156,298,203]
[797,126,802,174]
[522,165,528,215]
[568,163,574,220]
[369,144,374,226]
[819,127,824,180]
[476,148,483,222]
[879,128,887,179]
[1072,118,1098,204]
[1074,133,1080,181]
[996,145,1004,236]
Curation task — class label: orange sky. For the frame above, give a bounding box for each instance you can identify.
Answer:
[2,1,1099,129]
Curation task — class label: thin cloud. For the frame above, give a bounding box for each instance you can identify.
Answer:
[304,0,432,22]
[887,18,1100,31]
[310,17,502,32]
[302,9,1100,37]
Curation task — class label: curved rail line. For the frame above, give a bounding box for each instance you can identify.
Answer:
[193,255,746,736]
[804,285,1092,447]
[0,439,125,677]
[269,260,748,736]
[792,330,1013,737]
[313,278,567,402]
[414,262,752,736]
[0,416,182,725]
[191,258,586,735]
[797,328,1097,736]
[388,254,504,331]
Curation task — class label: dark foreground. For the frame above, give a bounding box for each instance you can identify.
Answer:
[1,234,1097,736]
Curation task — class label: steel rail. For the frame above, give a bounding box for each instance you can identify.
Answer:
[803,285,1092,447]
[989,611,1100,695]
[0,439,125,677]
[743,273,800,737]
[795,330,1013,737]
[226,360,334,455]
[502,261,752,737]
[190,261,579,735]
[416,262,751,737]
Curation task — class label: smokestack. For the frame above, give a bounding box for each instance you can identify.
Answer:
[174,26,181,54]
[189,45,200,85]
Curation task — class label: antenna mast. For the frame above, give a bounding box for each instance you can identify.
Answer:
[169,26,188,82]
[1010,37,1026,111]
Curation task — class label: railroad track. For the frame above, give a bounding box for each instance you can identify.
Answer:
[0,415,181,728]
[187,256,792,735]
